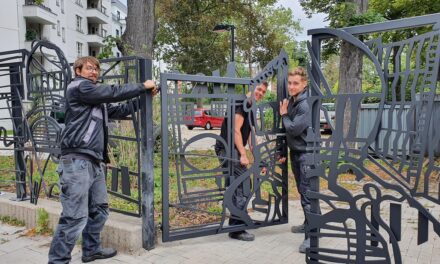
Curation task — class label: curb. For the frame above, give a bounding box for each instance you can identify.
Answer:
[0,192,150,255]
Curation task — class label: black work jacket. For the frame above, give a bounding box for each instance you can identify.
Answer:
[60,76,145,162]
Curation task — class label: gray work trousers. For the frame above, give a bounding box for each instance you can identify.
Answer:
[48,157,108,264]
[290,151,312,239]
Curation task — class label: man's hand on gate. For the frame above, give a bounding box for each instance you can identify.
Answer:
[143,80,159,96]
[240,155,250,166]
[279,99,289,116]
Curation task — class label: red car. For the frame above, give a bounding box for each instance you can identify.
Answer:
[186,108,224,130]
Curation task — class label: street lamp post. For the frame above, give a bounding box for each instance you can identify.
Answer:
[213,24,235,62]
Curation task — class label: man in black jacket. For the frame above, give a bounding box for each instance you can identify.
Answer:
[48,56,158,263]
[279,67,313,253]
[214,81,268,241]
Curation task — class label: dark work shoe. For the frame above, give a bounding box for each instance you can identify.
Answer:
[82,248,117,263]
[299,238,310,254]
[291,224,305,233]
[228,231,255,241]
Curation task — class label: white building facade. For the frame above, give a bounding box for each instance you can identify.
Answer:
[111,0,127,58]
[0,0,126,130]
[0,0,126,63]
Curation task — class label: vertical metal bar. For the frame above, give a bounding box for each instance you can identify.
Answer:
[390,203,402,241]
[417,211,429,245]
[139,58,155,250]
[309,35,321,257]
[160,74,170,242]
[371,204,379,247]
[10,64,26,201]
[231,26,235,62]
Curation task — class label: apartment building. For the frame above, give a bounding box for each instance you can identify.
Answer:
[0,0,127,130]
[0,0,126,62]
[111,0,127,58]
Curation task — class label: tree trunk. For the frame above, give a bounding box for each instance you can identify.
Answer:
[338,0,368,142]
[119,0,156,59]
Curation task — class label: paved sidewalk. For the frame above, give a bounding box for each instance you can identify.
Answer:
[0,201,439,263]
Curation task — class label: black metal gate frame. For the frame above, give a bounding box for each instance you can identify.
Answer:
[161,50,289,242]
[0,41,156,250]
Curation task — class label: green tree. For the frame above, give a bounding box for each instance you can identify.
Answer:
[98,36,119,59]
[369,0,440,100]
[156,1,301,75]
[236,3,301,75]
[370,0,440,19]
[300,0,384,139]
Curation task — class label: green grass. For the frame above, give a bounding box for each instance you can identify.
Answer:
[0,148,297,224]
[36,208,52,235]
[0,215,25,227]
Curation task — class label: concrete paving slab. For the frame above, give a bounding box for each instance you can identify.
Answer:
[1,192,440,263]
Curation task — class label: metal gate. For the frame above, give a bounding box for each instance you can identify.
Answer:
[161,51,289,241]
[0,41,156,248]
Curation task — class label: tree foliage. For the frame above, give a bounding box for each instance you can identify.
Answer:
[370,0,440,20]
[98,36,119,59]
[155,0,301,75]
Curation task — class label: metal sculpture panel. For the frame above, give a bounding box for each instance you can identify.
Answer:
[0,48,28,199]
[95,56,146,217]
[24,41,70,203]
[0,41,154,217]
[161,51,289,241]
[306,14,440,263]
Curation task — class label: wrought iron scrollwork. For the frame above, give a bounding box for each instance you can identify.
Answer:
[306,14,440,263]
[161,50,290,242]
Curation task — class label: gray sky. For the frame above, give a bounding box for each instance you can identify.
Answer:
[118,0,328,41]
[276,0,328,41]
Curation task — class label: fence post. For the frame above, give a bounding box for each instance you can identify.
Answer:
[139,58,155,250]
[10,64,26,201]
[309,35,322,259]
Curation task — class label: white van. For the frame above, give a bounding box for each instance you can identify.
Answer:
[320,103,335,133]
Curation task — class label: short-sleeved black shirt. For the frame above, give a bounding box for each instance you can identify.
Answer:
[215,101,252,154]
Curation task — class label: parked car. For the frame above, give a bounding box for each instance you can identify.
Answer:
[320,103,335,132]
[185,108,224,130]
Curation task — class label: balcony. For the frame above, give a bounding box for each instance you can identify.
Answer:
[86,33,105,47]
[23,1,57,25]
[86,7,108,24]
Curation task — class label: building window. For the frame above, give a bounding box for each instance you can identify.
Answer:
[77,42,83,57]
[56,0,60,7]
[75,0,83,7]
[116,52,120,57]
[57,20,60,36]
[116,29,119,37]
[102,29,107,38]
[52,24,56,29]
[62,27,65,42]
[61,0,64,13]
[76,15,83,33]
[117,11,120,20]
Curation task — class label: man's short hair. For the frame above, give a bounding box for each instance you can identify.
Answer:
[288,67,308,81]
[260,80,269,88]
[73,56,100,76]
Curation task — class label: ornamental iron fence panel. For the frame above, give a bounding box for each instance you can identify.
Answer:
[306,13,440,263]
[160,51,289,241]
